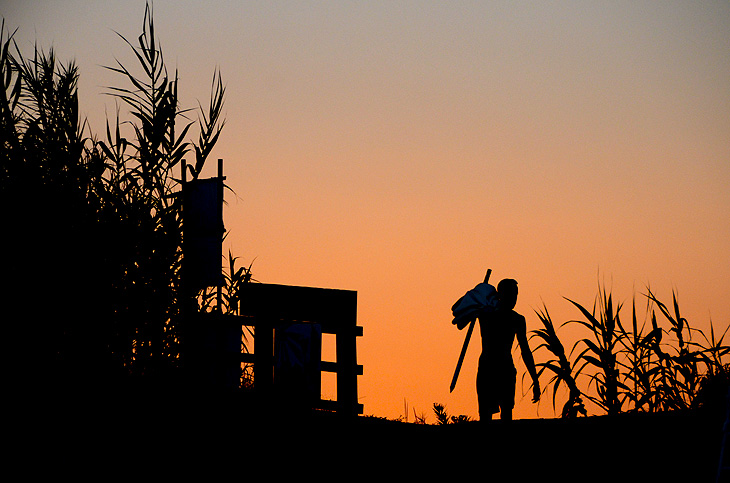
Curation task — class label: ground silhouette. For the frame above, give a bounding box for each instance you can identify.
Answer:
[17,391,725,482]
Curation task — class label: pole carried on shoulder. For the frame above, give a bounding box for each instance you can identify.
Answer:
[449,268,491,393]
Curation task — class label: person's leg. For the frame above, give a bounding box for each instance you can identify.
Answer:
[477,369,497,421]
[497,368,516,421]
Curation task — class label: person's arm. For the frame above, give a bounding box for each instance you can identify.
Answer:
[516,315,541,403]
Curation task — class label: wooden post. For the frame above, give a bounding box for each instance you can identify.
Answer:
[253,317,274,394]
[336,318,359,414]
[216,159,223,315]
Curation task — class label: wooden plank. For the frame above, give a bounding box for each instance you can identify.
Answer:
[214,314,363,337]
[316,399,364,414]
[239,283,357,331]
[241,353,255,363]
[321,361,363,375]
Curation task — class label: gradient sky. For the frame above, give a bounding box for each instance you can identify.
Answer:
[4,0,729,421]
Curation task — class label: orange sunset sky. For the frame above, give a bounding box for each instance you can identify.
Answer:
[4,1,729,421]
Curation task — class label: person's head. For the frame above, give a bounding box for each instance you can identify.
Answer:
[497,278,518,310]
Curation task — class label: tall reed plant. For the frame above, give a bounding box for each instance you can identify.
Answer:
[1,3,240,390]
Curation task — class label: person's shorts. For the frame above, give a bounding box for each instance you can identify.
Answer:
[476,362,516,416]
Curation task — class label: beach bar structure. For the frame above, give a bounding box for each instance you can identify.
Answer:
[181,159,363,415]
[239,283,364,416]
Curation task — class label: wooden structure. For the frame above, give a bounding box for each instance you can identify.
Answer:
[180,158,228,390]
[239,283,364,415]
[180,159,363,415]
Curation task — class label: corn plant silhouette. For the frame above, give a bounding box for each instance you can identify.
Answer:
[566,285,627,415]
[1,4,239,393]
[530,282,729,417]
[642,287,729,411]
[531,304,587,418]
[614,296,664,412]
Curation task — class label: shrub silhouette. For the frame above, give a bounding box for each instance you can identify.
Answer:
[433,403,472,425]
[1,5,242,394]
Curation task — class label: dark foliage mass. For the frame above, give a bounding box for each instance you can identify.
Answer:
[0,6,243,395]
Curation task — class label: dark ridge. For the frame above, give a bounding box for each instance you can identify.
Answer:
[11,391,725,482]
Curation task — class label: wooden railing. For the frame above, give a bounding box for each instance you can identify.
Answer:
[238,283,364,415]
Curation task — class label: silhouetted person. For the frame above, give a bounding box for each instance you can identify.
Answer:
[477,278,540,420]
